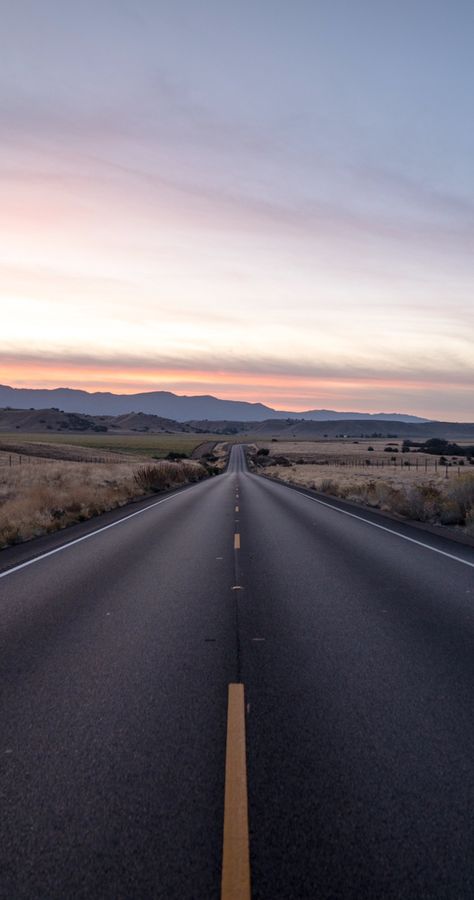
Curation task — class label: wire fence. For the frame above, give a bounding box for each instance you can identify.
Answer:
[0,453,127,467]
[296,455,473,478]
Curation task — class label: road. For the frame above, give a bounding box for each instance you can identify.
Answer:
[1,444,474,898]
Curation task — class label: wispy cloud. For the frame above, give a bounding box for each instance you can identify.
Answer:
[2,3,473,420]
[3,76,474,259]
[2,348,472,388]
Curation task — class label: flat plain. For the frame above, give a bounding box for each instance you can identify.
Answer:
[0,431,221,459]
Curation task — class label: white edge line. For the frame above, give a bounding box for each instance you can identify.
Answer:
[269,479,474,569]
[0,492,181,581]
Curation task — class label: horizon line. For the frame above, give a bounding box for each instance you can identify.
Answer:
[0,381,465,422]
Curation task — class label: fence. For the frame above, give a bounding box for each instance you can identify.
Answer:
[0,453,125,467]
[299,455,472,479]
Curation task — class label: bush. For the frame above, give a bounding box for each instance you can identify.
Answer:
[318,478,340,496]
[134,461,206,493]
[445,475,474,523]
[272,455,291,466]
[439,500,464,526]
[204,464,220,476]
[398,484,443,522]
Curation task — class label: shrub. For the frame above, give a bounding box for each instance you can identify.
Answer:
[134,461,206,493]
[398,484,443,522]
[318,478,340,496]
[204,464,220,476]
[272,455,291,466]
[445,474,474,523]
[439,500,465,526]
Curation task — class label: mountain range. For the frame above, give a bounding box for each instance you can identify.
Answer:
[0,385,430,423]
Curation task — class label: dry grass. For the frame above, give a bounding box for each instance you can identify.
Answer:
[0,456,207,548]
[254,438,473,466]
[134,460,207,492]
[250,440,474,535]
[265,464,474,534]
[265,461,456,493]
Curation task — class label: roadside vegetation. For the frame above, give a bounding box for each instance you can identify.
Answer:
[0,454,210,549]
[248,440,474,537]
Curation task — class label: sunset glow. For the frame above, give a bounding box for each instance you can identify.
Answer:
[1,1,473,419]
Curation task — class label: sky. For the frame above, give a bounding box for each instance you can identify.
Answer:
[1,0,473,419]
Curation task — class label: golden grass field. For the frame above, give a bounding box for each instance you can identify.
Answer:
[251,439,474,535]
[0,446,210,549]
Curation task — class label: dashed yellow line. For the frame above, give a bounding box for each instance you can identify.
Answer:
[221,684,251,899]
[234,533,240,550]
[235,505,239,513]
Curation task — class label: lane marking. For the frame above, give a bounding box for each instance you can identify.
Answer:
[234,533,241,550]
[221,684,251,900]
[0,491,188,581]
[235,506,239,513]
[271,483,474,569]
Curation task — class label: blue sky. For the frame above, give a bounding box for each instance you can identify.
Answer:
[1,0,473,417]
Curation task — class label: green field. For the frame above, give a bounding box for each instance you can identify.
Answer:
[0,432,222,459]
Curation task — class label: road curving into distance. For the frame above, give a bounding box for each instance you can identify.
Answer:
[1,444,473,898]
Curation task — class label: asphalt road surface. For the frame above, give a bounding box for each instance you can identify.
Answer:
[1,444,474,899]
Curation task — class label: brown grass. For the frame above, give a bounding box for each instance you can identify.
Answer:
[264,464,474,533]
[134,460,207,492]
[250,440,474,535]
[0,457,207,548]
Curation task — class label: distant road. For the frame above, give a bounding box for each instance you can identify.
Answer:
[1,445,473,898]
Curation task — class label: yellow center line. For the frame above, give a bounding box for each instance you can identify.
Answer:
[221,684,251,900]
[235,505,239,513]
[234,533,240,550]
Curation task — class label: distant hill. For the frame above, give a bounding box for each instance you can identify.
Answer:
[246,419,474,440]
[1,407,473,441]
[0,384,431,423]
[0,407,192,434]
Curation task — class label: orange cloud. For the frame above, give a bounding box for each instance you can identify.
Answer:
[2,357,472,420]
